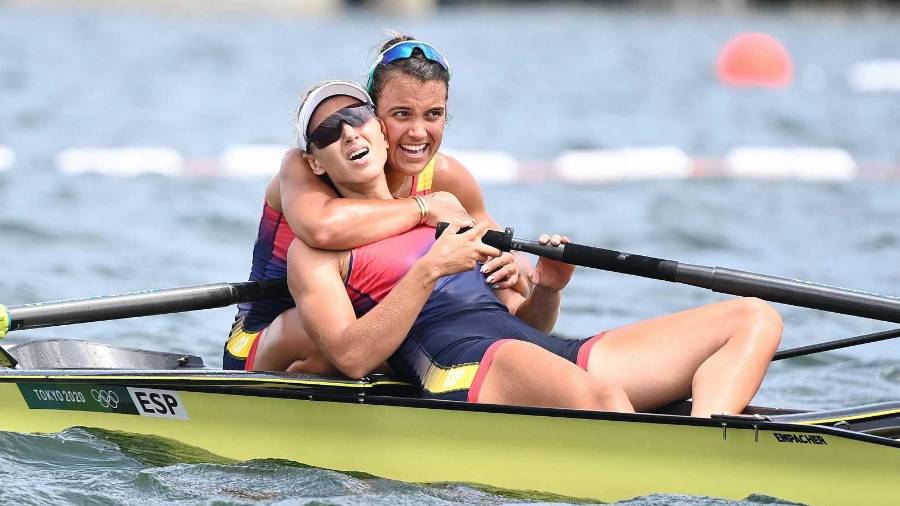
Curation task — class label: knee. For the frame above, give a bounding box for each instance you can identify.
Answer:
[586,383,633,413]
[301,347,338,374]
[735,297,783,351]
[286,352,338,375]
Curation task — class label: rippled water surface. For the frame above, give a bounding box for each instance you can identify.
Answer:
[1,3,899,505]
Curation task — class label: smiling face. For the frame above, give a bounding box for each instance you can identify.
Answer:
[303,95,390,198]
[375,73,448,177]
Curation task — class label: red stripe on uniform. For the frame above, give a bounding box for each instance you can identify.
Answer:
[467,339,513,403]
[272,214,295,261]
[244,327,266,371]
[576,331,607,370]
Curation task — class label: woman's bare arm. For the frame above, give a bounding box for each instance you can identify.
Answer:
[503,286,563,335]
[278,149,426,250]
[289,239,437,379]
[493,234,575,334]
[289,223,500,379]
[433,153,532,295]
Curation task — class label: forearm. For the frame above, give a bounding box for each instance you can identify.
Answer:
[297,197,422,250]
[510,252,533,297]
[329,262,438,377]
[435,154,530,296]
[512,285,563,334]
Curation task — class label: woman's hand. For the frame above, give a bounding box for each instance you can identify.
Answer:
[420,222,501,279]
[530,234,575,291]
[423,191,476,228]
[481,252,522,289]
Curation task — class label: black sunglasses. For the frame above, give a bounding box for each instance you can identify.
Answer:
[307,103,376,149]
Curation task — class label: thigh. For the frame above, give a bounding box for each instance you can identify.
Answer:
[586,299,748,410]
[477,340,610,410]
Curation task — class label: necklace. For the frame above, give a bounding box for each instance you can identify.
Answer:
[390,175,411,199]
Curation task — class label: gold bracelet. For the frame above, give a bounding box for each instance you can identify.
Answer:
[413,195,428,225]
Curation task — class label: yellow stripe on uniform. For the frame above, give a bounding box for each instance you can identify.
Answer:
[225,320,260,359]
[422,362,479,394]
[414,157,436,194]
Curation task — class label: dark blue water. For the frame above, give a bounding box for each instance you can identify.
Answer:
[1,3,898,505]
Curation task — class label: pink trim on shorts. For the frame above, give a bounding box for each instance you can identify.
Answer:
[467,339,513,403]
[576,331,607,370]
[244,327,266,371]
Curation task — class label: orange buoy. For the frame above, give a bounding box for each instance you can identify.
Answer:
[717,32,793,88]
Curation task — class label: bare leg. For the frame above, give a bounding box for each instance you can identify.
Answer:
[251,308,338,374]
[586,297,782,417]
[477,340,634,412]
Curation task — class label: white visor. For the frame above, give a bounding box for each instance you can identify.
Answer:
[296,81,373,151]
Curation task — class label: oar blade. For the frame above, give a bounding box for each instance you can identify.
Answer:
[0,345,17,368]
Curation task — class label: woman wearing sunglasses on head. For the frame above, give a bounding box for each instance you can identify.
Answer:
[272,82,781,418]
[224,36,526,373]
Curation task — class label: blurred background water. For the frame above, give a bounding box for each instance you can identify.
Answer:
[1,1,899,504]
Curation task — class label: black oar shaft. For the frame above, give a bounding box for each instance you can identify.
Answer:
[1,279,289,335]
[673,265,900,324]
[515,240,680,282]
[774,328,900,361]
[452,225,900,325]
[477,229,681,282]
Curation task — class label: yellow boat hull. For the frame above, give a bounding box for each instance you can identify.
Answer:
[0,371,897,504]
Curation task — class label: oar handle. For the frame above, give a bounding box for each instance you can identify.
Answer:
[559,243,679,282]
[435,223,679,281]
[511,239,682,282]
[0,279,289,337]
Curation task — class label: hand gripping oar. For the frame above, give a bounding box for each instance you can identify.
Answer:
[0,278,290,338]
[436,223,900,324]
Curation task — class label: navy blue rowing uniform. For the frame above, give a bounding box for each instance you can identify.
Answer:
[346,226,605,401]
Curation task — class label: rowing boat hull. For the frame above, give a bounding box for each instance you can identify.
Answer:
[1,371,897,504]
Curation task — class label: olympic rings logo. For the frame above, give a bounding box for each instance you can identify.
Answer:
[91,389,120,409]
